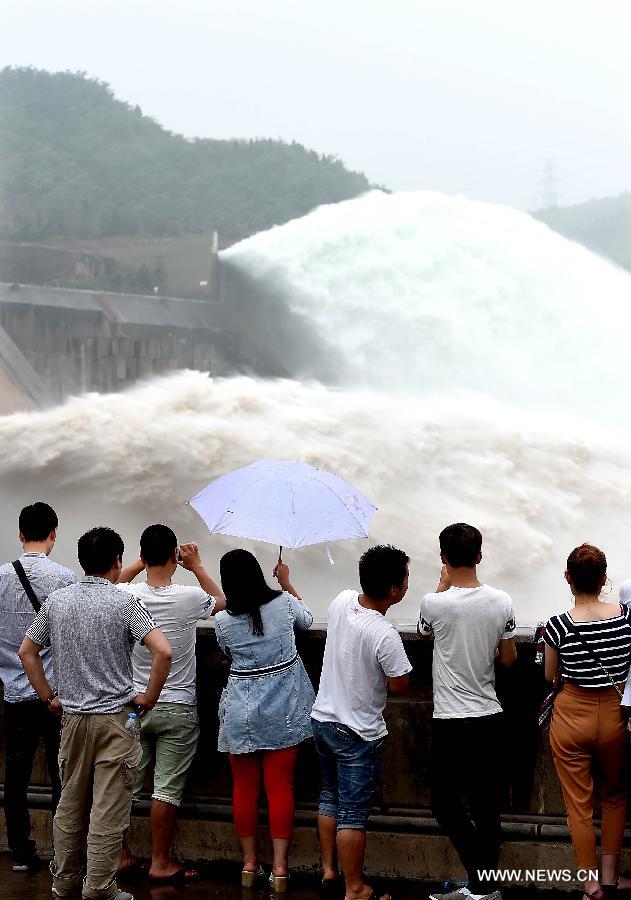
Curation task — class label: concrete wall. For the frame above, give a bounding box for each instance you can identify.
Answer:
[2,630,621,891]
[0,282,285,403]
[0,242,115,286]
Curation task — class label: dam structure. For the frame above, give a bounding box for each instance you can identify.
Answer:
[0,277,285,413]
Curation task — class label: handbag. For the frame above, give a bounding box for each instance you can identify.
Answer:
[536,622,562,730]
[539,666,562,730]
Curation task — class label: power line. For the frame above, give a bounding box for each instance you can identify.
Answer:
[539,158,560,208]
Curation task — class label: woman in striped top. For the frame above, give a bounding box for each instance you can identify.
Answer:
[544,544,631,900]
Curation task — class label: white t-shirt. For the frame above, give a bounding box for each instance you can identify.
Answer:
[311,589,412,741]
[118,582,215,704]
[418,584,516,719]
[620,580,631,606]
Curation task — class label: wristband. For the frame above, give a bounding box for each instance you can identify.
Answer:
[45,691,58,705]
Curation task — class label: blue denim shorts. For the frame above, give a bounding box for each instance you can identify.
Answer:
[312,718,384,831]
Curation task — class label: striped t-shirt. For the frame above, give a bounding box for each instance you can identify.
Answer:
[543,606,631,688]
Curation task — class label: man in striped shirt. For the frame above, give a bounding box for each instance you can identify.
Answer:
[19,526,173,900]
[0,501,76,872]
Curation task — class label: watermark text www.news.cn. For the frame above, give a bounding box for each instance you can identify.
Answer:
[477,869,599,884]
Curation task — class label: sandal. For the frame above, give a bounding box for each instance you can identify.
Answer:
[148,867,200,885]
[321,876,343,895]
[602,879,631,897]
[117,860,149,882]
[242,866,265,888]
[269,871,290,893]
[344,892,393,900]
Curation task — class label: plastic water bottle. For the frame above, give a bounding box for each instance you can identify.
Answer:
[124,711,141,737]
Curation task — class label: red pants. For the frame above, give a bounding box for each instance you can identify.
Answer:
[229,747,299,839]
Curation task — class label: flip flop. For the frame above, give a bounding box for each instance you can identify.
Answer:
[344,892,392,900]
[148,867,200,885]
[118,860,150,882]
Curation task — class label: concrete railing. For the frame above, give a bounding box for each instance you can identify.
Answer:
[1,628,624,890]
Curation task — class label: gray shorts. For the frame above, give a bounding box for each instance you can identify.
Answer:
[134,702,199,807]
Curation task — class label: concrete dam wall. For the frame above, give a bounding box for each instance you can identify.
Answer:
[0,280,284,411]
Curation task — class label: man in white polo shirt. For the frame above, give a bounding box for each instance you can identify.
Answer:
[311,544,412,900]
[117,524,225,884]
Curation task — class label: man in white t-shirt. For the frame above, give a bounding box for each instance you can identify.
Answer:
[418,524,516,900]
[117,524,225,884]
[619,579,631,606]
[311,545,412,900]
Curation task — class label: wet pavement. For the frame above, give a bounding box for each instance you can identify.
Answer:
[0,854,580,900]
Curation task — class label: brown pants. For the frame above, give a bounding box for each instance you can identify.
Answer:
[51,710,142,899]
[550,682,627,871]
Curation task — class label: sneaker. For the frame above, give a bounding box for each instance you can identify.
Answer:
[429,890,501,900]
[12,854,42,872]
[429,889,471,899]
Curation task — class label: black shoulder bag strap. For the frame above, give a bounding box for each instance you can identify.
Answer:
[12,560,41,613]
[563,611,630,700]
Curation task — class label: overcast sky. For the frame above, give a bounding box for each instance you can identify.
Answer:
[2,0,630,210]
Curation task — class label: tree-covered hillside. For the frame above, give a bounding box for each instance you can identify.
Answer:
[534,193,631,273]
[0,67,371,243]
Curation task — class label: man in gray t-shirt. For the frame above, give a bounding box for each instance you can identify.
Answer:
[19,526,172,900]
[418,524,516,900]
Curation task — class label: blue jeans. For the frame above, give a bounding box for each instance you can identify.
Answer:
[312,719,384,831]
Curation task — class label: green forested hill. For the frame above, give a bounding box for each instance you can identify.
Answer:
[534,194,631,273]
[0,67,371,243]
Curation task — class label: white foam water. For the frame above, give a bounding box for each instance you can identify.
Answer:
[4,190,631,626]
[224,190,631,419]
[2,372,631,627]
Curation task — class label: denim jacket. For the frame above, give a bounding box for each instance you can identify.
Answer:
[214,592,316,753]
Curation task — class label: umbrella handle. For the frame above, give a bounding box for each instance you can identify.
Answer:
[278,546,283,562]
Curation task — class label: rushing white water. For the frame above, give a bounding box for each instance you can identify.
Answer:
[224,190,631,418]
[4,191,631,626]
[2,372,631,627]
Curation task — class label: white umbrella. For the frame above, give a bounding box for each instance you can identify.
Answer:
[187,459,376,553]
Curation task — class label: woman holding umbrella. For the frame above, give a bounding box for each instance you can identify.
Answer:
[214,549,316,891]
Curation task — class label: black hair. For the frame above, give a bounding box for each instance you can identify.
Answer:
[140,523,177,567]
[220,548,282,636]
[439,523,482,568]
[19,502,58,542]
[78,526,124,576]
[358,544,409,600]
[567,544,607,595]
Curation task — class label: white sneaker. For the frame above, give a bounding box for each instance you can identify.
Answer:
[429,889,471,899]
[429,890,501,900]
[467,892,501,900]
